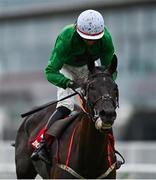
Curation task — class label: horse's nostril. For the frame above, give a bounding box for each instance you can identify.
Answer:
[99,110,105,117]
[99,110,116,119]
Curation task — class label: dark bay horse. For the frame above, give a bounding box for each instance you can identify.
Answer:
[15,55,119,179]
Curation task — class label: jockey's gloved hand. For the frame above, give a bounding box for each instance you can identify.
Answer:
[67,80,80,90]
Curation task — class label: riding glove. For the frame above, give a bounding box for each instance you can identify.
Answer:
[67,80,80,90]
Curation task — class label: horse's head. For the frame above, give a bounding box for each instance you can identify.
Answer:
[82,55,119,131]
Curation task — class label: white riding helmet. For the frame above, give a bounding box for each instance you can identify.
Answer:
[76,9,105,40]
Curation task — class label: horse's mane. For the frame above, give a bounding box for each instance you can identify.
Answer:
[76,66,111,88]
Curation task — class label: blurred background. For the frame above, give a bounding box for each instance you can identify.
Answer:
[0,0,156,179]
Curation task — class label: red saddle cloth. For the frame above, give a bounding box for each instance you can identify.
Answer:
[31,127,52,149]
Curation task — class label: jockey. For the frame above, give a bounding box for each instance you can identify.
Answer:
[31,9,116,163]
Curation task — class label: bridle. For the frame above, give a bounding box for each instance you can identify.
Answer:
[76,72,119,122]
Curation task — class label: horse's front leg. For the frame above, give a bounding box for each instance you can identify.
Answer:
[15,136,37,179]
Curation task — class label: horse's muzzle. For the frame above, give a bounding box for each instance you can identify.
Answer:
[99,110,116,123]
[95,110,116,130]
[95,118,112,130]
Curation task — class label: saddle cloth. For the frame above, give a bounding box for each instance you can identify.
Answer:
[31,111,82,149]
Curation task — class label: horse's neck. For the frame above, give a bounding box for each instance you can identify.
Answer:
[77,115,108,176]
[79,117,107,157]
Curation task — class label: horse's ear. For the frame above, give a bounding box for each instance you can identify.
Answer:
[107,54,118,75]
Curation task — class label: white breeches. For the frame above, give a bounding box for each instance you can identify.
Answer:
[56,64,89,111]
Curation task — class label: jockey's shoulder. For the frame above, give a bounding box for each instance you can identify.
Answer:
[103,26,113,42]
[58,24,76,41]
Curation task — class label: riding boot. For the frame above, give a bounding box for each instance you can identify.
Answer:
[46,106,71,129]
[31,136,51,164]
[31,106,71,164]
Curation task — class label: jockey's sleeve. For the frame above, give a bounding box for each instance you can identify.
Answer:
[99,27,117,80]
[45,36,71,89]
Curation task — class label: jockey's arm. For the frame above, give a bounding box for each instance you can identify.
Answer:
[45,37,71,89]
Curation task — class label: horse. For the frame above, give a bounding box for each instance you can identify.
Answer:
[15,55,119,179]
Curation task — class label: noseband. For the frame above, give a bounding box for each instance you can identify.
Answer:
[93,94,118,110]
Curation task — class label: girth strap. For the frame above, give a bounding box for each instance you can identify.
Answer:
[57,164,85,179]
[97,162,116,179]
[57,162,116,179]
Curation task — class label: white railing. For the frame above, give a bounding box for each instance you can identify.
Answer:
[116,142,156,179]
[1,141,156,179]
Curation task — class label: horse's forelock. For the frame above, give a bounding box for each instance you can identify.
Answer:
[88,66,110,80]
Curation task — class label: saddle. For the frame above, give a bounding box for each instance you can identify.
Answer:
[46,110,82,139]
[31,106,83,150]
